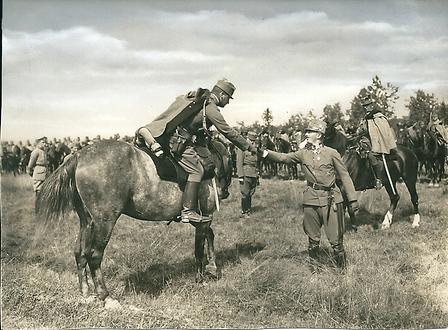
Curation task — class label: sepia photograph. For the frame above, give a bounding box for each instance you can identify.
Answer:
[2,0,448,328]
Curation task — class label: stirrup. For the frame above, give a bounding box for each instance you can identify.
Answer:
[375,179,383,190]
[180,209,202,223]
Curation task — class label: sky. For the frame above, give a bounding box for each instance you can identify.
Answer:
[2,0,448,142]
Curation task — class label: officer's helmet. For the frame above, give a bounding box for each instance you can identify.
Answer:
[305,119,327,134]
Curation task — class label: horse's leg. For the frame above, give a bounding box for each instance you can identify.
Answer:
[404,178,420,228]
[381,180,400,230]
[73,201,94,297]
[192,222,208,283]
[204,223,218,278]
[86,218,117,301]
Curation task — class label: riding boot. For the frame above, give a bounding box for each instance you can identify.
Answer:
[308,238,320,273]
[369,153,383,190]
[240,197,250,218]
[180,181,202,223]
[332,243,347,271]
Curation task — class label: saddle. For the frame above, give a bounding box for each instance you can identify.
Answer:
[135,144,188,191]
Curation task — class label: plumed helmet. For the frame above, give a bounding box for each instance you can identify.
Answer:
[358,88,374,106]
[305,119,327,134]
[214,79,236,99]
[247,131,258,141]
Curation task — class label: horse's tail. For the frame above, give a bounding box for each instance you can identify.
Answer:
[36,155,80,224]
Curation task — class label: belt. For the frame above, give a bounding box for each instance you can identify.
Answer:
[307,182,334,191]
[36,163,48,166]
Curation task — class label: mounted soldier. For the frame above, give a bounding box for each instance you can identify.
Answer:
[427,112,448,144]
[357,88,397,190]
[136,79,257,223]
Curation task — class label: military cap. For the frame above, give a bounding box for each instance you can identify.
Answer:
[305,119,327,134]
[214,79,236,99]
[358,88,374,106]
[247,131,258,141]
[36,136,47,143]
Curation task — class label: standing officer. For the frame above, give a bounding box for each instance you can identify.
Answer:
[260,119,359,270]
[27,137,48,197]
[357,88,397,190]
[137,79,257,223]
[236,130,259,218]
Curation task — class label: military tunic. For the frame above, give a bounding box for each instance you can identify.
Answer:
[236,147,258,214]
[173,98,251,182]
[27,148,48,192]
[266,145,357,245]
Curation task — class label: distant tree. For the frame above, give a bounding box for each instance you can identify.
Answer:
[262,108,273,128]
[346,75,399,128]
[322,103,344,126]
[437,101,448,124]
[406,90,438,125]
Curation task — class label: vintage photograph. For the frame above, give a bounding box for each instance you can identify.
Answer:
[2,0,447,328]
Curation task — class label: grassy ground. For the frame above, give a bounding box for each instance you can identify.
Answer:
[1,173,447,329]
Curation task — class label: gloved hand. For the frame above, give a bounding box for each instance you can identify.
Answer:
[247,144,258,155]
[238,177,244,184]
[151,143,164,158]
[27,168,33,177]
[348,200,360,215]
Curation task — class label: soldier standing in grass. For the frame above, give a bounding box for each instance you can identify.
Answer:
[237,130,259,218]
[260,119,359,270]
[27,137,48,197]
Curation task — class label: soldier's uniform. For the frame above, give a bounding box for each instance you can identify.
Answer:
[357,88,397,190]
[27,137,48,194]
[237,131,259,217]
[264,119,358,269]
[139,79,256,223]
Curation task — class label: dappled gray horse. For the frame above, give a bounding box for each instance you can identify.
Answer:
[37,139,232,300]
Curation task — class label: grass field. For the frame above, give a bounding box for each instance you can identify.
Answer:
[1,173,447,329]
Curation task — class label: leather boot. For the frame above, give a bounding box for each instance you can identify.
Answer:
[181,181,202,223]
[332,244,347,271]
[308,239,320,273]
[369,153,383,190]
[240,197,250,218]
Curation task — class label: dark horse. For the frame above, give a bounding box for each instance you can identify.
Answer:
[423,131,446,186]
[36,139,232,301]
[259,134,278,177]
[324,123,420,229]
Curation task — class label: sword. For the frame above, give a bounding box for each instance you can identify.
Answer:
[212,177,220,212]
[382,153,396,195]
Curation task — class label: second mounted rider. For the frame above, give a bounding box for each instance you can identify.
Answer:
[356,88,397,190]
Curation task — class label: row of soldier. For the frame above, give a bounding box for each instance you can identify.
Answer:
[0,134,134,176]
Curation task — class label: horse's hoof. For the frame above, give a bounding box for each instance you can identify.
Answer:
[196,273,204,284]
[205,265,218,278]
[104,297,122,310]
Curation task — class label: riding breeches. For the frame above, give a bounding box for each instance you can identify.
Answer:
[303,203,344,246]
[177,146,205,182]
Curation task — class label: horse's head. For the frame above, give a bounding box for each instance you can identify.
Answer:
[323,122,348,157]
[209,139,233,200]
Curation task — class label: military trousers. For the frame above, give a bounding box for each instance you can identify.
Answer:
[240,176,257,213]
[303,203,344,246]
[177,146,205,182]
